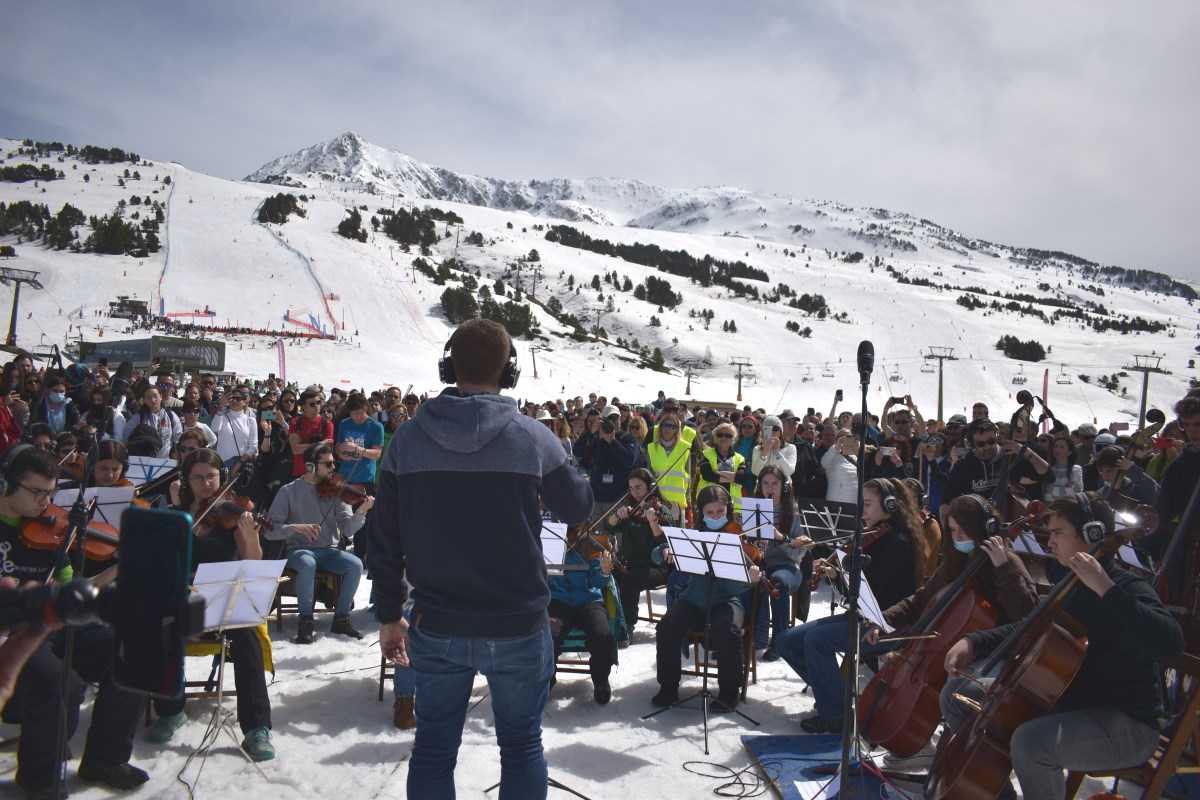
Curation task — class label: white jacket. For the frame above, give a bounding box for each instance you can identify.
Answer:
[821,446,860,505]
[211,409,259,461]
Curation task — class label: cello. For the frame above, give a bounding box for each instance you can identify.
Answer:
[857,503,1044,758]
[927,515,1152,800]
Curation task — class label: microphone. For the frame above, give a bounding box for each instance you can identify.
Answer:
[857,340,875,385]
[1016,389,1034,406]
[108,360,133,409]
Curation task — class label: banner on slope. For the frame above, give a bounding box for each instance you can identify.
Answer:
[277,340,286,384]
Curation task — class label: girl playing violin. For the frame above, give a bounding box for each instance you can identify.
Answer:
[937,492,1183,799]
[605,467,675,637]
[148,448,275,762]
[86,439,133,488]
[777,477,926,733]
[650,484,760,713]
[548,528,618,705]
[753,466,812,661]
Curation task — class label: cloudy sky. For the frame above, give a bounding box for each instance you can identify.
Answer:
[4,1,1198,282]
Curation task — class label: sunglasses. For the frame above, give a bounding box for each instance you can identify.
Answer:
[306,401,321,408]
[660,423,678,430]
[389,412,405,418]
[714,433,734,439]
[973,438,997,448]
[229,395,245,401]
[156,381,174,388]
[927,438,944,445]
[893,418,912,424]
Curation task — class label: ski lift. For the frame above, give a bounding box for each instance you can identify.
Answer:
[1012,364,1027,386]
[888,365,904,383]
[802,367,814,383]
[921,362,936,374]
[822,363,835,378]
[1056,364,1073,385]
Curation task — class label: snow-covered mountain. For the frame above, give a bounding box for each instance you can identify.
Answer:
[1,133,1195,429]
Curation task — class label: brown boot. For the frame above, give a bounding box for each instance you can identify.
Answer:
[393,696,415,730]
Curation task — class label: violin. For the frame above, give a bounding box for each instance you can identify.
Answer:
[805,523,892,591]
[928,520,1151,800]
[565,526,626,574]
[57,449,86,482]
[858,502,1045,758]
[739,533,781,598]
[315,472,372,507]
[21,502,121,562]
[196,490,275,531]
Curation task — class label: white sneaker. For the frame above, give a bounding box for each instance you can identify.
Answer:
[881,742,936,773]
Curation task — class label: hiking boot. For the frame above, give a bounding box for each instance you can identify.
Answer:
[761,647,781,662]
[146,711,187,743]
[650,686,679,707]
[711,692,739,713]
[295,615,316,644]
[393,696,415,730]
[593,678,612,706]
[331,615,363,640]
[799,715,844,734]
[78,760,150,790]
[241,726,275,762]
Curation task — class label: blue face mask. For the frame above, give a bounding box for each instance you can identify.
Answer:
[952,538,977,554]
[703,517,727,530]
[49,392,66,404]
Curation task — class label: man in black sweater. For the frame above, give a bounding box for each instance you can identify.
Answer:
[934,492,1184,799]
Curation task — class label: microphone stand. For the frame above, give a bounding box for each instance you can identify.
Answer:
[838,351,872,788]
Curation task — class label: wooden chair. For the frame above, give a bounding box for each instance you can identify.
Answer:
[641,587,666,625]
[270,568,344,632]
[143,626,274,725]
[1064,653,1200,799]
[681,587,760,702]
[379,656,394,701]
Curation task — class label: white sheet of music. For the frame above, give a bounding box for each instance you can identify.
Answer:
[51,486,137,531]
[838,548,893,633]
[662,527,750,583]
[540,521,568,572]
[1012,530,1047,556]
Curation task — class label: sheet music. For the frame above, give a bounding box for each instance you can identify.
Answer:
[192,560,287,631]
[540,521,568,572]
[1117,544,1142,569]
[739,497,774,539]
[662,527,750,583]
[794,769,840,800]
[1012,530,1046,556]
[126,455,178,485]
[838,548,893,633]
[51,487,137,531]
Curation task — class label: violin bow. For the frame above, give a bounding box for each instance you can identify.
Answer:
[192,480,241,532]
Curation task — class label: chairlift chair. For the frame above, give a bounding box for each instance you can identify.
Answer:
[1012,364,1027,385]
[802,367,814,383]
[888,366,903,383]
[822,363,835,378]
[921,362,936,374]
[1056,364,1073,385]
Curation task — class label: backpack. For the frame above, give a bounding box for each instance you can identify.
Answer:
[127,422,164,456]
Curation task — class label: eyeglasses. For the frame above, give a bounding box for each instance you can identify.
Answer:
[662,407,679,413]
[183,408,199,414]
[156,381,174,388]
[306,401,321,408]
[189,472,222,484]
[201,380,215,386]
[229,395,245,401]
[660,423,678,430]
[17,484,54,502]
[389,412,405,418]
[927,438,944,445]
[893,418,912,425]
[973,438,997,448]
[714,433,734,439]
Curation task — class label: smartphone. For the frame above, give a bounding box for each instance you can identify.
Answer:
[953,447,969,458]
[880,446,896,456]
[836,389,844,401]
[806,407,815,417]
[269,373,276,380]
[112,507,203,699]
[890,396,906,407]
[99,357,108,368]
[1152,437,1174,451]
[261,410,276,421]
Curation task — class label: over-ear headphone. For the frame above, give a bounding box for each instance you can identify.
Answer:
[869,478,899,514]
[965,494,1000,537]
[0,443,34,497]
[306,443,334,475]
[1075,491,1107,545]
[438,329,521,390]
[902,477,927,511]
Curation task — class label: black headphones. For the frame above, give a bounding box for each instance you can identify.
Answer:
[902,477,927,511]
[869,478,899,514]
[438,329,520,390]
[1075,491,1108,545]
[306,443,334,475]
[0,443,34,497]
[180,449,228,489]
[965,494,1000,537]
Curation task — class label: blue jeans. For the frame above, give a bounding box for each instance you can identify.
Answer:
[407,621,553,800]
[766,564,804,645]
[776,613,894,720]
[285,547,363,616]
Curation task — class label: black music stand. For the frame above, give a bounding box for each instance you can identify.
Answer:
[642,526,759,754]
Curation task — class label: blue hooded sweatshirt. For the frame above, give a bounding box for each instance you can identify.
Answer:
[368,387,593,637]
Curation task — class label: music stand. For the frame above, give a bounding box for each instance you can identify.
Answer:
[540,522,587,574]
[188,560,286,771]
[740,497,775,540]
[642,526,759,754]
[794,497,858,545]
[52,487,136,531]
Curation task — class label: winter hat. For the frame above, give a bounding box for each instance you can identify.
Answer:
[1075,423,1098,438]
[65,364,90,388]
[762,415,783,434]
[947,414,968,425]
[1093,432,1117,455]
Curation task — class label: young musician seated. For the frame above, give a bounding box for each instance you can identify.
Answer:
[265,443,373,644]
[148,449,275,761]
[0,445,149,798]
[605,467,675,639]
[938,492,1184,799]
[753,466,811,661]
[861,494,1039,767]
[650,485,759,713]
[777,477,926,733]
[86,439,134,488]
[547,531,618,705]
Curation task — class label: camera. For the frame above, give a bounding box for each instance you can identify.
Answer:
[835,389,844,401]
[600,420,616,435]
[0,508,204,699]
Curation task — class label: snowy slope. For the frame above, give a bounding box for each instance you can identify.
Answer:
[1,134,1196,428]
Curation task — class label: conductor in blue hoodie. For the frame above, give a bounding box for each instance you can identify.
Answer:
[369,319,593,800]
